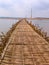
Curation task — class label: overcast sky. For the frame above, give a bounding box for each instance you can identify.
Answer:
[0,0,49,17]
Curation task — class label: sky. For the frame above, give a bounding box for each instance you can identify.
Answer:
[0,0,49,17]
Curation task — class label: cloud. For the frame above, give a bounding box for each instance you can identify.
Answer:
[0,0,12,4]
[0,0,49,17]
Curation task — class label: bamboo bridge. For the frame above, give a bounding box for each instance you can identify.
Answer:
[0,19,49,65]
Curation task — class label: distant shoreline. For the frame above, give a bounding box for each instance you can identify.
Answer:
[0,17,49,20]
[27,17,49,20]
[32,17,49,20]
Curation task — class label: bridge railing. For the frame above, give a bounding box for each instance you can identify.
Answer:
[0,20,20,62]
[27,21,49,42]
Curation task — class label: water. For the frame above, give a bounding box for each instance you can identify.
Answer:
[0,19,18,34]
[0,19,49,36]
[32,20,49,36]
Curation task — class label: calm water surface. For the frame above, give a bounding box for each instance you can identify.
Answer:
[0,19,49,36]
[32,20,49,36]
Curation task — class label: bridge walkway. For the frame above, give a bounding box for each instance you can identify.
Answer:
[0,19,49,65]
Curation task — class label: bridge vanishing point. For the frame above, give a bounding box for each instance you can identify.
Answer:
[0,19,49,65]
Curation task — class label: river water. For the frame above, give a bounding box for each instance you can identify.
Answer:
[0,19,49,36]
[32,20,49,36]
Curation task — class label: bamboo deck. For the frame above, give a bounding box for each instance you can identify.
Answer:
[0,19,49,65]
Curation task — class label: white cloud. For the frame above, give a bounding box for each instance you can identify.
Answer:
[0,7,11,17]
[0,0,12,4]
[0,0,49,17]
